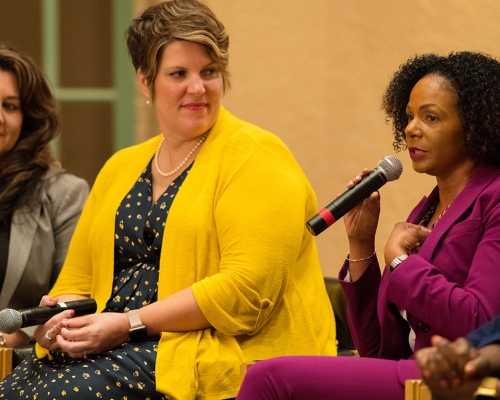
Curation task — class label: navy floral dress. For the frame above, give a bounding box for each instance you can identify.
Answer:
[0,161,192,400]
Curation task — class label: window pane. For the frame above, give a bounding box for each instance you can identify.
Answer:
[60,102,113,186]
[0,0,42,65]
[60,0,112,88]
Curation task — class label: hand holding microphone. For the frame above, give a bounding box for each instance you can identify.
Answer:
[306,156,403,236]
[0,299,97,334]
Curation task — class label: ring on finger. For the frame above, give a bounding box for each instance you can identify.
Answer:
[83,350,88,359]
[44,330,54,341]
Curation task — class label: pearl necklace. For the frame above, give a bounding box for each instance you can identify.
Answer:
[154,132,208,177]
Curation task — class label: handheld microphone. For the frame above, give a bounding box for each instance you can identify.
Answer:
[0,299,97,334]
[306,156,403,236]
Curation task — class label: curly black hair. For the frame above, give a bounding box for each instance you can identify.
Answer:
[382,51,500,167]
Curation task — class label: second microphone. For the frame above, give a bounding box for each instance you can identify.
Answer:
[0,299,97,334]
[306,156,403,236]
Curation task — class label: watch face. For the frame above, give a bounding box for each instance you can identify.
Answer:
[129,327,148,343]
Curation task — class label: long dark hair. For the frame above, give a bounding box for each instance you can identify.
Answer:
[0,44,60,224]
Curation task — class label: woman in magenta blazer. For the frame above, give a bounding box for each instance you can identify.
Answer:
[237,51,500,399]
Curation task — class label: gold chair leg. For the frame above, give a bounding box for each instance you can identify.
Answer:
[405,379,434,400]
[0,348,13,380]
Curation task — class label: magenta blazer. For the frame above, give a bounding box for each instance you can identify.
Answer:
[339,164,500,369]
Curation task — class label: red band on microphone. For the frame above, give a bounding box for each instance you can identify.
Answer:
[318,208,336,227]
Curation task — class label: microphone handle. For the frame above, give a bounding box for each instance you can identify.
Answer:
[306,169,387,236]
[20,299,97,327]
[327,168,387,218]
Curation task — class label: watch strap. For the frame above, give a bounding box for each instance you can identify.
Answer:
[126,310,148,343]
[127,310,143,330]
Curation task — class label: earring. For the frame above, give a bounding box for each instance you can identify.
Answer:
[146,98,151,106]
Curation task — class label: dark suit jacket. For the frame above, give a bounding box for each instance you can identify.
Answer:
[467,314,500,348]
[340,164,500,364]
[0,168,88,339]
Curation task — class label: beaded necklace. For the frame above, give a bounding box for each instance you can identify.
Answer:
[154,132,208,177]
[419,198,451,229]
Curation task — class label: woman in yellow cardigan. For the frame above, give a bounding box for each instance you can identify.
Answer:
[0,1,336,399]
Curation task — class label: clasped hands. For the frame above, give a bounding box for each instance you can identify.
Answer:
[416,335,500,400]
[34,295,130,359]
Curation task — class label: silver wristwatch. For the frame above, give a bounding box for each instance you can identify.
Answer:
[390,254,409,271]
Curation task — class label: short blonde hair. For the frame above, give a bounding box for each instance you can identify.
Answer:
[126,0,230,98]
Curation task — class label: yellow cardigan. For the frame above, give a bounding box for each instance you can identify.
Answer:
[41,107,336,399]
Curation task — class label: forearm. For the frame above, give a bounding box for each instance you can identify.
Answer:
[347,238,376,282]
[51,176,89,272]
[136,287,211,336]
[3,330,30,347]
[51,294,90,302]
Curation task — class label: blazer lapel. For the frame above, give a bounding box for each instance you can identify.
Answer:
[0,204,40,309]
[415,164,500,262]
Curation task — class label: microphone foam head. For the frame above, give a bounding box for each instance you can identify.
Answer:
[377,156,403,182]
[0,309,22,334]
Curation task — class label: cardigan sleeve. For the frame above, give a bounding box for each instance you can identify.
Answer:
[49,186,96,297]
[339,257,383,357]
[46,172,89,286]
[48,142,149,306]
[48,151,125,302]
[192,135,313,336]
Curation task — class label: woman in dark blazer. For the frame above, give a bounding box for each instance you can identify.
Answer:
[0,45,88,347]
[237,51,500,399]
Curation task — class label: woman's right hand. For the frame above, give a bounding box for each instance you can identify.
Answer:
[341,170,381,281]
[343,169,381,243]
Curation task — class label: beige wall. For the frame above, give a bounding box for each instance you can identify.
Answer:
[135,0,500,277]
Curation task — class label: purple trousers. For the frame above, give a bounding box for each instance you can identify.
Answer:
[236,355,421,400]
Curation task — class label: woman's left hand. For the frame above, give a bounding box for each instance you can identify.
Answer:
[53,312,130,358]
[384,222,431,266]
